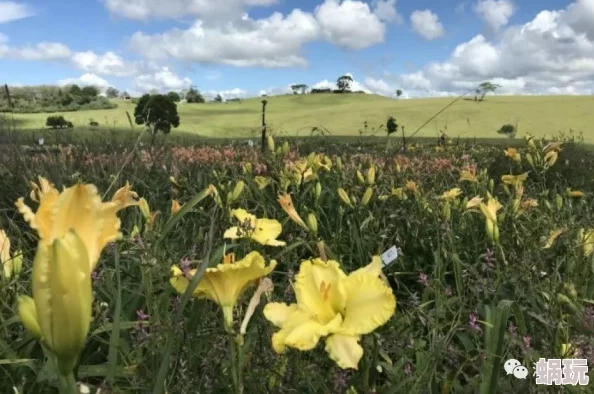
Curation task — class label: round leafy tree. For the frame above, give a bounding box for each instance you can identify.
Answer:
[134,94,180,135]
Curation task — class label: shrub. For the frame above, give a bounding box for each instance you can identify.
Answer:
[45,115,70,129]
[497,124,516,138]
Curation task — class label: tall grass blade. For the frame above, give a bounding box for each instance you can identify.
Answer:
[107,247,123,385]
[159,186,213,239]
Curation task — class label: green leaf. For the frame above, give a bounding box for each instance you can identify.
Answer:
[159,186,213,239]
[479,300,513,394]
[107,247,122,385]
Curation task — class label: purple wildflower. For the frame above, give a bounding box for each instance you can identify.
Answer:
[469,313,482,333]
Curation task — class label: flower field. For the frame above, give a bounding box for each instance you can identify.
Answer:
[0,133,593,394]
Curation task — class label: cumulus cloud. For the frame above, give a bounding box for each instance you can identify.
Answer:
[205,88,247,100]
[129,10,319,67]
[312,74,372,93]
[102,0,277,23]
[315,0,385,49]
[397,0,594,96]
[57,73,111,92]
[128,0,392,67]
[410,10,445,40]
[373,0,402,23]
[133,67,192,93]
[0,35,72,60]
[0,1,34,24]
[72,51,139,77]
[474,0,515,31]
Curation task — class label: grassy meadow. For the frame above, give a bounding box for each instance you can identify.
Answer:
[6,94,594,142]
[0,122,593,394]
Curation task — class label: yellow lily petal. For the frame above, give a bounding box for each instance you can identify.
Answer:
[339,273,396,336]
[17,295,42,339]
[251,219,286,246]
[0,229,10,264]
[270,308,342,352]
[263,302,298,328]
[294,259,347,324]
[278,193,308,230]
[325,334,364,370]
[350,256,382,277]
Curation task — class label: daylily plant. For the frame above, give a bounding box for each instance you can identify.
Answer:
[263,257,396,370]
[16,178,139,390]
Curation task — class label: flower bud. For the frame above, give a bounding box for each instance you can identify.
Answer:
[361,187,373,206]
[337,188,353,208]
[366,166,376,185]
[356,170,365,185]
[231,180,246,202]
[315,182,322,200]
[267,135,275,152]
[282,141,290,155]
[307,213,318,235]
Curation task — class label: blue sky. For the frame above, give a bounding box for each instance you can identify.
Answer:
[1,0,593,98]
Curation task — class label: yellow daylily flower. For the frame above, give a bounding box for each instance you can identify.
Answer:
[544,150,558,168]
[391,187,406,200]
[224,209,286,246]
[566,189,585,198]
[520,199,538,210]
[459,168,478,182]
[504,148,521,163]
[170,251,277,329]
[543,227,567,249]
[543,141,563,153]
[479,195,502,224]
[15,179,139,271]
[171,199,182,215]
[19,230,92,375]
[263,257,396,370]
[502,173,529,186]
[312,154,332,172]
[254,176,271,190]
[466,196,483,209]
[278,193,308,230]
[441,188,462,200]
[405,180,417,192]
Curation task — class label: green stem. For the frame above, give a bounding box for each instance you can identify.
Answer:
[57,373,77,394]
[228,334,242,394]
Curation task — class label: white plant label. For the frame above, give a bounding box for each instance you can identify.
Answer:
[381,246,399,267]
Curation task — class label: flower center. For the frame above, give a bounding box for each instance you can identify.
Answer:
[319,281,332,302]
[223,253,235,265]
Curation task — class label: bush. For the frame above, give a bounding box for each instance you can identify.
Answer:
[45,115,71,129]
[497,124,516,138]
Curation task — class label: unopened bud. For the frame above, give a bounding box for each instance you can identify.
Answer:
[307,213,318,235]
[361,187,373,206]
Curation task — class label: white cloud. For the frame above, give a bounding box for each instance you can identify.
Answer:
[133,67,192,93]
[57,73,111,92]
[72,51,139,77]
[315,0,385,49]
[205,88,247,100]
[312,74,372,93]
[0,1,34,24]
[102,0,277,22]
[373,0,402,23]
[396,0,594,96]
[0,38,72,60]
[129,10,319,67]
[410,10,445,40]
[474,0,516,31]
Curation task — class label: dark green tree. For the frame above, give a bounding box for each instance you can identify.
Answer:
[167,91,181,102]
[69,84,82,96]
[106,87,119,98]
[186,86,205,103]
[336,75,353,93]
[134,94,180,137]
[396,89,403,98]
[214,94,223,103]
[81,86,99,98]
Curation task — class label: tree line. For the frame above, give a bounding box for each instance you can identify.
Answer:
[0,84,116,113]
